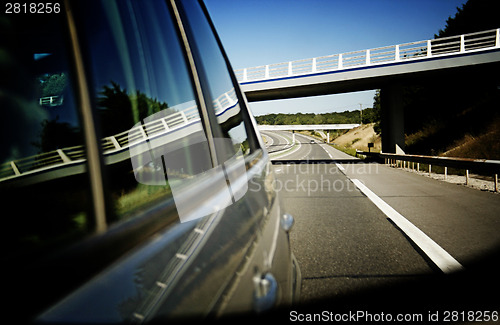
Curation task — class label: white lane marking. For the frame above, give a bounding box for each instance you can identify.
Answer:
[262,131,274,147]
[335,163,345,172]
[269,132,302,159]
[273,139,302,159]
[156,281,167,288]
[351,179,464,274]
[299,141,312,160]
[175,253,188,260]
[271,131,291,150]
[319,143,334,159]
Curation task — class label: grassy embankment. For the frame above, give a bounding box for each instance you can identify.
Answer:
[327,105,500,177]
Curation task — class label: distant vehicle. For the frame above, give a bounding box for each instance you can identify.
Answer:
[0,0,300,323]
[310,140,315,143]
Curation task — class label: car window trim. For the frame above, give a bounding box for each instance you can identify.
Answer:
[65,0,107,234]
[169,0,219,168]
[195,0,262,154]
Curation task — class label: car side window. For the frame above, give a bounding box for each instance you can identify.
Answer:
[74,0,213,224]
[176,0,253,162]
[0,9,93,262]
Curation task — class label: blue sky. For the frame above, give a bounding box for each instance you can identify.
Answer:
[204,0,467,116]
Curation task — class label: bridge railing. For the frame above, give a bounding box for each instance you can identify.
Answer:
[236,28,500,83]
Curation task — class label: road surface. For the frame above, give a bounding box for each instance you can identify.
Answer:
[262,130,500,316]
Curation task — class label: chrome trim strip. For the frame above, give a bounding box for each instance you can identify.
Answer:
[169,0,218,167]
[65,0,107,233]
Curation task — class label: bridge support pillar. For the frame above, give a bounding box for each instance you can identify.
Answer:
[381,85,405,154]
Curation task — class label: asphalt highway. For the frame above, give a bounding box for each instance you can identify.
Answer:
[262,130,500,316]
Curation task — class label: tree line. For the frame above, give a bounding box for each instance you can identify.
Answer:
[255,107,380,126]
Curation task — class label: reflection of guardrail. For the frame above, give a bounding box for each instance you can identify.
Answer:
[357,151,500,192]
[1,89,238,183]
[235,28,500,82]
[105,106,200,151]
[39,95,63,106]
[0,145,86,179]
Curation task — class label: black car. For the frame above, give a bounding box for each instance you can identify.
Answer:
[0,0,300,322]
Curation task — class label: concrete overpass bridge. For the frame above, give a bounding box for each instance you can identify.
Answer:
[236,28,500,153]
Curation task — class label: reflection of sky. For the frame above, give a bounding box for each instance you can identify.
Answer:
[34,53,52,61]
[227,122,247,145]
[170,100,197,112]
[178,1,235,106]
[82,1,195,116]
[177,1,249,152]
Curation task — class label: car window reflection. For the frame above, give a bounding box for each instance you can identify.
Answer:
[76,0,213,223]
[177,1,251,162]
[0,10,92,261]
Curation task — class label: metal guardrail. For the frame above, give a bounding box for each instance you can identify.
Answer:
[357,150,500,192]
[235,28,500,83]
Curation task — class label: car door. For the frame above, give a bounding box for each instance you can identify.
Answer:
[1,0,299,323]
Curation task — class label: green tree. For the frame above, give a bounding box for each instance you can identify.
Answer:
[40,73,67,97]
[435,0,500,38]
[313,114,324,124]
[32,117,81,153]
[402,0,500,156]
[274,114,285,125]
[98,82,135,137]
[97,82,172,137]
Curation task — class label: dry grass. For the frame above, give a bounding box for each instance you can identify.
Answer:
[441,117,500,160]
[331,123,381,152]
[404,100,500,160]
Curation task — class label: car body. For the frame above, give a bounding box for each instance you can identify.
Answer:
[0,0,300,323]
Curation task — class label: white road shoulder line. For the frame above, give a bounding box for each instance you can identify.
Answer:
[335,163,345,172]
[351,179,464,274]
[319,144,334,159]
